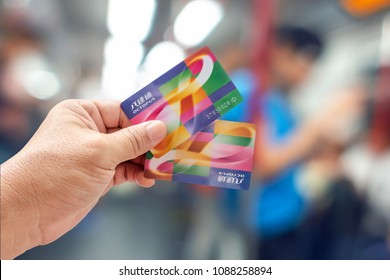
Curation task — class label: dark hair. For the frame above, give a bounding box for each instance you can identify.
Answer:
[275,26,324,60]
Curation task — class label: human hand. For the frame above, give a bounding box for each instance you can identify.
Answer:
[0,100,167,259]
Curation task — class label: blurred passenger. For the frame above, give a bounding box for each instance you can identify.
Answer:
[341,66,390,259]
[298,135,363,259]
[224,25,364,259]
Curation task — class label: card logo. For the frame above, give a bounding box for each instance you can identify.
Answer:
[130,92,155,114]
[217,171,245,185]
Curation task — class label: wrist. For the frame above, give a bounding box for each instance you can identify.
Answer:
[1,155,42,259]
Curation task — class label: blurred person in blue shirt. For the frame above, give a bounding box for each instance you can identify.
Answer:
[225,26,364,259]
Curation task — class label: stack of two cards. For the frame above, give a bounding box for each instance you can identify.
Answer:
[121,47,256,190]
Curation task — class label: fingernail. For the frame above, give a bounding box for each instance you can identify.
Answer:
[146,121,167,144]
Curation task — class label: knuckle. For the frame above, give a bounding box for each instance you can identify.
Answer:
[51,99,79,115]
[55,99,77,110]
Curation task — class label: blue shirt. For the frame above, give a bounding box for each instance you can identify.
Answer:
[222,69,307,237]
[251,91,306,237]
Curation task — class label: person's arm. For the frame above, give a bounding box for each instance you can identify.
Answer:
[255,89,363,178]
[254,119,319,178]
[0,100,167,259]
[1,159,42,259]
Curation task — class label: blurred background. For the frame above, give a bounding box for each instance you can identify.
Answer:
[1,0,390,259]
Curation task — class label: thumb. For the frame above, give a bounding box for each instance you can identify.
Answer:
[107,120,167,164]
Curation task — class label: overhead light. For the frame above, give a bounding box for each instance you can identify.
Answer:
[102,38,144,99]
[104,37,144,69]
[104,0,156,98]
[139,41,185,85]
[173,0,224,47]
[107,0,156,41]
[12,52,61,100]
[24,70,60,100]
[101,64,139,100]
[144,41,185,69]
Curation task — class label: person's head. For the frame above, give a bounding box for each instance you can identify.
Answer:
[270,25,323,90]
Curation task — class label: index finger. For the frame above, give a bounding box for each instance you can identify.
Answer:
[80,100,132,132]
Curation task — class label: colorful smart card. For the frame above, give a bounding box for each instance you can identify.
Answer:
[121,47,243,158]
[144,120,256,190]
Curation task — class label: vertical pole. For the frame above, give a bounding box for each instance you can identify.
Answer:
[370,14,390,153]
[249,0,278,122]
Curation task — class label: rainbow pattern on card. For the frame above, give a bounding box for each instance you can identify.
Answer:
[121,47,243,158]
[145,120,256,190]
